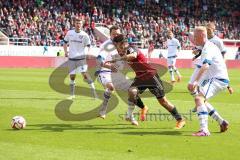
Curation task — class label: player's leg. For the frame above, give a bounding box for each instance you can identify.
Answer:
[188,67,200,112]
[192,93,210,136]
[68,60,77,100]
[205,101,229,132]
[201,79,229,132]
[192,78,219,136]
[82,71,98,99]
[112,73,148,121]
[167,58,175,83]
[126,87,139,126]
[150,75,185,129]
[172,58,181,82]
[98,76,114,119]
[68,74,76,99]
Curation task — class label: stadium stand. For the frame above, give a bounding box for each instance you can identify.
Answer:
[0,0,239,48]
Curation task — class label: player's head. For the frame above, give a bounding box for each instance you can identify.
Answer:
[206,22,216,39]
[167,31,174,39]
[113,34,128,56]
[74,17,83,31]
[193,26,208,46]
[110,25,121,40]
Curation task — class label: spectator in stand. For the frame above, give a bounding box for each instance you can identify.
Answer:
[0,0,239,47]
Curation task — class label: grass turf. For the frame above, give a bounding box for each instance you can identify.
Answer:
[0,68,239,160]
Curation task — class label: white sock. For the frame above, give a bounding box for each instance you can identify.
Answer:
[205,102,224,125]
[174,67,181,77]
[197,104,209,133]
[127,101,135,118]
[169,68,175,81]
[103,88,112,106]
[70,80,75,96]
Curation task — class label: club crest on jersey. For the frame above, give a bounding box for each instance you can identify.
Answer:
[79,35,84,39]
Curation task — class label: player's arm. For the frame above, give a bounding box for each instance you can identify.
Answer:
[63,32,69,57]
[227,86,234,94]
[194,63,209,82]
[109,48,137,63]
[96,54,118,72]
[84,34,92,59]
[177,40,181,52]
[191,52,212,89]
[63,42,68,57]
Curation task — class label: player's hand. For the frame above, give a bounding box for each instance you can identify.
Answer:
[227,87,234,94]
[110,64,118,72]
[65,52,68,57]
[189,81,198,91]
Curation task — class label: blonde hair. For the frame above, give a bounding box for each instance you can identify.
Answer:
[206,22,216,30]
[194,26,207,36]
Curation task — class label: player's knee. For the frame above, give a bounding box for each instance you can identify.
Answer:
[187,84,193,92]
[70,74,76,80]
[128,87,138,99]
[82,72,88,79]
[158,97,169,106]
[106,83,114,91]
[194,96,204,106]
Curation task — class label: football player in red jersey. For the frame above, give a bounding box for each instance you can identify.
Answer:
[107,34,186,129]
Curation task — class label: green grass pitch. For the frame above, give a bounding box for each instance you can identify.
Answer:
[0,68,239,160]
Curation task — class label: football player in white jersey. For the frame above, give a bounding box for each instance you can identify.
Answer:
[207,22,227,58]
[166,31,182,83]
[63,17,98,100]
[96,26,148,125]
[189,27,231,136]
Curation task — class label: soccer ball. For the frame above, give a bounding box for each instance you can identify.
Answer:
[11,116,26,129]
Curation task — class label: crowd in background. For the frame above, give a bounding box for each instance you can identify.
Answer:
[0,0,239,48]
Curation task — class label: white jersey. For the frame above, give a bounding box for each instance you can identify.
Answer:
[167,38,181,57]
[209,35,226,53]
[97,39,125,72]
[200,41,229,81]
[64,30,91,59]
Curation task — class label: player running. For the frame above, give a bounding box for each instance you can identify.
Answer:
[96,26,148,125]
[166,31,182,83]
[109,34,186,129]
[63,17,98,100]
[189,26,231,136]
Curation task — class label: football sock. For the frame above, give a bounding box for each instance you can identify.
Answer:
[169,68,175,81]
[197,104,209,133]
[170,107,182,121]
[127,100,135,117]
[70,80,75,96]
[206,102,224,125]
[136,96,144,109]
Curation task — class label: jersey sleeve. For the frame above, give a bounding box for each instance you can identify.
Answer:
[176,39,181,49]
[200,48,213,65]
[84,34,91,46]
[63,31,70,43]
[219,39,226,53]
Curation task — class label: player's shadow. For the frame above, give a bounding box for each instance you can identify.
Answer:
[0,97,64,100]
[121,131,182,136]
[24,123,146,132]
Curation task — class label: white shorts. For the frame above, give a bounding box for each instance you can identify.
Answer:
[167,57,177,67]
[98,71,132,91]
[199,78,228,99]
[68,59,88,75]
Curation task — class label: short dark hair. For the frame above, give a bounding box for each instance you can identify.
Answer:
[74,17,83,23]
[110,25,120,34]
[112,34,127,43]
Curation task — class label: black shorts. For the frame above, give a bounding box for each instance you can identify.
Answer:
[130,74,165,99]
